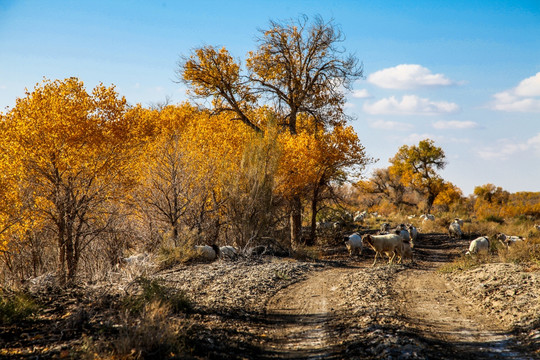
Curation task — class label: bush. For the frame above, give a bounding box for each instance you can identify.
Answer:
[497,238,540,265]
[484,215,504,224]
[123,277,192,315]
[111,301,189,360]
[0,291,39,324]
[437,253,492,273]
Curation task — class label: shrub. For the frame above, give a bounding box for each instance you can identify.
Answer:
[113,301,187,359]
[497,238,540,265]
[437,253,492,273]
[484,215,504,224]
[0,291,39,324]
[123,277,192,315]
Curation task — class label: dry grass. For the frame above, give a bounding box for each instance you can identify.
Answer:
[437,253,493,273]
[0,291,39,324]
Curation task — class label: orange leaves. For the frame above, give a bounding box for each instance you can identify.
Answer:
[276,125,369,198]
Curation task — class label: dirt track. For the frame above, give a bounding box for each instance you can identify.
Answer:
[260,234,538,359]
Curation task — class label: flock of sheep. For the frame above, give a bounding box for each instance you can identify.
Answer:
[120,214,540,267]
[344,214,539,266]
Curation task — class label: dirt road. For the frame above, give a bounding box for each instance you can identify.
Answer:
[261,234,537,359]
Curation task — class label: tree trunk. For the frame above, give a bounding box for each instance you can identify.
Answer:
[308,186,319,246]
[290,196,302,249]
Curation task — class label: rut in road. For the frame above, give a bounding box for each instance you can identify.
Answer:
[262,267,352,359]
[260,234,534,359]
[395,269,532,359]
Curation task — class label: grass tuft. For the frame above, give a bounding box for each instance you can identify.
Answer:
[0,291,39,324]
[122,276,192,315]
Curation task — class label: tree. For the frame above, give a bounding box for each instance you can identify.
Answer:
[0,78,138,284]
[389,139,446,213]
[179,15,363,246]
[364,168,411,208]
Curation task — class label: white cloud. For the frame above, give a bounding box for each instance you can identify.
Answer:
[351,89,372,99]
[433,120,479,130]
[490,72,540,112]
[477,132,540,160]
[363,95,460,115]
[368,64,455,90]
[369,119,413,131]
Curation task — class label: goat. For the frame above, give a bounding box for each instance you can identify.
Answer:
[362,234,403,266]
[344,233,363,256]
[466,236,490,255]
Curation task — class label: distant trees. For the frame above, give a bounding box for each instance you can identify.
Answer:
[389,139,447,213]
[359,139,463,213]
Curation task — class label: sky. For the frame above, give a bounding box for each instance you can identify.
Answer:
[1,0,539,196]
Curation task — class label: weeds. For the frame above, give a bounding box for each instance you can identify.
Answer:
[0,291,39,324]
[437,254,492,273]
[123,277,192,315]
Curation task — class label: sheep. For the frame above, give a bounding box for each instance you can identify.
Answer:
[395,239,414,263]
[406,224,418,248]
[380,222,391,233]
[194,244,220,261]
[122,253,149,264]
[448,221,462,239]
[496,233,524,249]
[420,214,435,222]
[345,233,363,256]
[362,234,404,266]
[395,224,410,242]
[535,224,540,231]
[353,213,365,223]
[219,245,238,260]
[466,236,490,255]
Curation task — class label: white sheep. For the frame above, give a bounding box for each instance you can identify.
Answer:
[496,233,524,249]
[345,233,363,256]
[219,245,238,260]
[406,224,418,248]
[362,234,404,266]
[448,221,462,239]
[420,214,435,222]
[466,236,490,255]
[380,222,391,233]
[122,253,149,265]
[353,213,365,223]
[395,224,410,242]
[395,239,413,263]
[194,244,220,261]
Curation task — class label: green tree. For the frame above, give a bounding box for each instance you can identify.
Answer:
[389,139,446,213]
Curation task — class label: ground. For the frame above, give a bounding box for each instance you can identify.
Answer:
[1,233,539,359]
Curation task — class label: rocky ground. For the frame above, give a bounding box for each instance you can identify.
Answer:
[1,233,539,359]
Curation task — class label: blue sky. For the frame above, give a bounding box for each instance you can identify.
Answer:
[1,0,539,195]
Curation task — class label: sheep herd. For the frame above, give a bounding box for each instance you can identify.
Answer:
[118,218,539,267]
